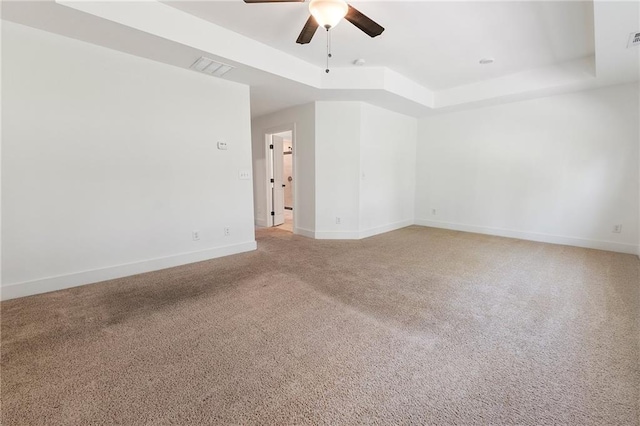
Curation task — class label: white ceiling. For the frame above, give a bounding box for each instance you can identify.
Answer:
[2,0,638,118]
[165,1,595,90]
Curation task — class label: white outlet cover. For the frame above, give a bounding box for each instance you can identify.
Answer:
[239,170,251,180]
[217,141,228,150]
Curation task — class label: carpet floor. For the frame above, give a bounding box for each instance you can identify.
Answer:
[2,226,639,425]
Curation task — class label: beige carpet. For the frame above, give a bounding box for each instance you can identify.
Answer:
[2,226,639,425]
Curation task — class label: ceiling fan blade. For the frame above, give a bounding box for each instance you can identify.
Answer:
[244,0,304,3]
[345,5,384,38]
[296,15,319,44]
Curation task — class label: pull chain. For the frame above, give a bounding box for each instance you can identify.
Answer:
[325,28,332,73]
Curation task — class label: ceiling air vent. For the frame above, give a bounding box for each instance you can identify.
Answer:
[190,57,234,77]
[627,31,640,48]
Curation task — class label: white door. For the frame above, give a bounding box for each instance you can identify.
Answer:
[271,135,285,226]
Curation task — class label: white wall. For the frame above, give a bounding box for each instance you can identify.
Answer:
[416,83,640,254]
[1,22,256,299]
[0,18,3,294]
[313,102,417,239]
[252,101,417,240]
[315,102,362,238]
[251,103,315,235]
[359,103,417,237]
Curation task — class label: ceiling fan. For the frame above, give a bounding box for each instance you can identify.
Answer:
[243,0,384,45]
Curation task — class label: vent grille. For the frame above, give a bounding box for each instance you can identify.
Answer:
[628,31,640,48]
[190,57,234,77]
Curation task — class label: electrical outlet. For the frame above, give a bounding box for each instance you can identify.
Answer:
[224,226,231,236]
[192,231,200,241]
[432,209,437,215]
[335,217,341,225]
[613,224,622,233]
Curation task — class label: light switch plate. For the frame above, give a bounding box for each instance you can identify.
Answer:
[217,141,228,150]
[239,170,251,180]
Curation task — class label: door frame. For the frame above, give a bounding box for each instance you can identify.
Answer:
[263,123,296,229]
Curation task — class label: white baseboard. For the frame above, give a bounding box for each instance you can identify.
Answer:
[314,219,413,240]
[294,227,315,238]
[359,219,413,239]
[1,241,257,301]
[314,230,361,240]
[414,219,639,255]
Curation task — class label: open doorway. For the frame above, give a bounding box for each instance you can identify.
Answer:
[267,129,294,232]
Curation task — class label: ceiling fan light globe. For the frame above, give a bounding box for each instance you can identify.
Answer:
[309,0,348,29]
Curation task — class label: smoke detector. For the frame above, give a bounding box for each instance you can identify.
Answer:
[627,31,640,48]
[190,57,234,77]
[353,58,366,66]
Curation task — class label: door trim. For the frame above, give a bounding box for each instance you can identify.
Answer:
[263,124,296,230]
